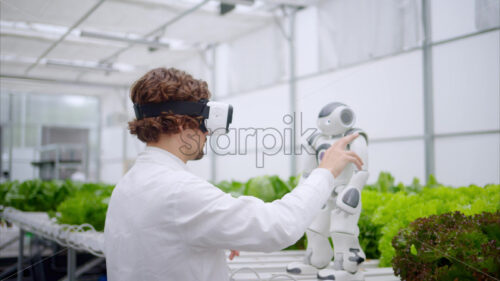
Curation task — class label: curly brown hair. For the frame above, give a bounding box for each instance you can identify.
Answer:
[128,68,211,143]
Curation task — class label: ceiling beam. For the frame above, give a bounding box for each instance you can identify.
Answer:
[79,30,199,50]
[0,22,124,48]
[99,0,210,63]
[24,0,107,74]
[0,20,191,49]
[108,0,271,17]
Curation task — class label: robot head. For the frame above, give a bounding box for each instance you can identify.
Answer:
[317,102,356,136]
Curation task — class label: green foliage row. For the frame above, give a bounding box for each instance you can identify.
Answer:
[0,180,79,212]
[361,172,500,266]
[2,172,499,267]
[215,175,299,202]
[392,211,500,280]
[54,183,114,231]
[0,180,114,231]
[215,172,500,265]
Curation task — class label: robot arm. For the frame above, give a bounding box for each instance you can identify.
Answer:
[336,133,369,215]
[296,133,322,184]
[347,129,368,172]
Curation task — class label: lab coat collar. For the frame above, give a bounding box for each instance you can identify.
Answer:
[143,146,187,170]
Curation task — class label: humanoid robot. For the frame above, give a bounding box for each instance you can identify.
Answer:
[286,102,369,281]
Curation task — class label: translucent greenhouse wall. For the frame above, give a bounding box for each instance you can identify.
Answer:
[2,0,497,187]
[0,93,100,181]
[181,0,500,186]
[106,0,500,187]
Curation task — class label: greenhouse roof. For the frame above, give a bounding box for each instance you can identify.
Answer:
[0,0,312,94]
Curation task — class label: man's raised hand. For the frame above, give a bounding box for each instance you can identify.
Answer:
[318,133,364,178]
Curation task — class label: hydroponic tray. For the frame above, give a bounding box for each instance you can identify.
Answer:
[0,207,104,257]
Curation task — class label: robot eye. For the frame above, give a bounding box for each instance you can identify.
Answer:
[340,109,353,125]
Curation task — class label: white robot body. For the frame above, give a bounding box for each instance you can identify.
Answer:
[287,103,369,281]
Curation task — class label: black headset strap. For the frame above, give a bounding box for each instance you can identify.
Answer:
[134,99,210,120]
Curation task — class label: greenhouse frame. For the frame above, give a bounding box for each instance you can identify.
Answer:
[0,0,499,280]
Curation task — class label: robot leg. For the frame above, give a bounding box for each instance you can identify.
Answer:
[317,173,368,281]
[316,211,366,280]
[286,199,333,275]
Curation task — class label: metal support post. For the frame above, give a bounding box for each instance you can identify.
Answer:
[422,0,436,180]
[274,6,298,176]
[210,45,218,183]
[17,229,24,281]
[289,8,298,177]
[8,93,14,181]
[97,97,103,182]
[60,257,105,281]
[122,90,129,175]
[67,248,76,281]
[55,146,60,180]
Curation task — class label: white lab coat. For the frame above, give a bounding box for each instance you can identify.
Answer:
[104,146,334,281]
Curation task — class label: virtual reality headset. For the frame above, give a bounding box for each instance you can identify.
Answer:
[133,99,233,135]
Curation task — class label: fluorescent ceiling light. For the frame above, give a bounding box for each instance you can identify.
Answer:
[0,20,125,47]
[45,59,135,73]
[220,0,255,6]
[0,55,37,64]
[79,30,202,51]
[1,55,135,73]
[80,30,172,49]
[259,0,318,6]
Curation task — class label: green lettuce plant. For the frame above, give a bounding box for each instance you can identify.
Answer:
[215,180,245,197]
[372,184,500,266]
[0,180,77,212]
[0,180,18,206]
[392,211,500,280]
[54,183,114,231]
[358,190,393,258]
[218,175,294,202]
[244,175,292,202]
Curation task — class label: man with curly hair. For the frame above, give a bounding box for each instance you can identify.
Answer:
[104,67,363,281]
